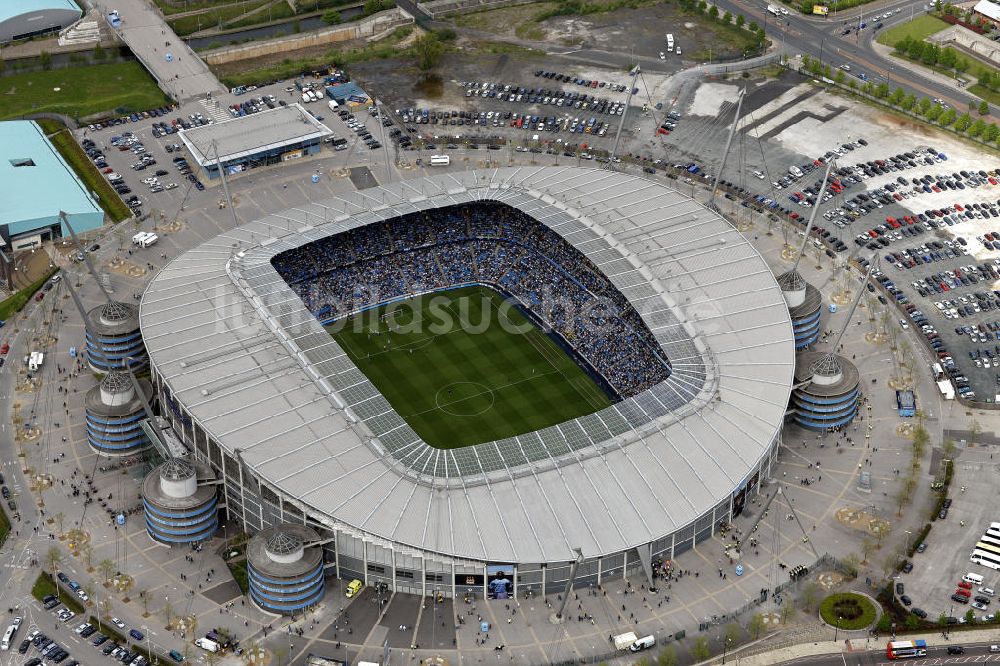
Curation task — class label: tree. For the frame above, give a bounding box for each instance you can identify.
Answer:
[99,558,115,583]
[937,612,949,629]
[708,5,719,19]
[904,613,920,630]
[801,581,821,612]
[918,97,932,115]
[82,544,94,570]
[861,536,876,563]
[54,512,65,536]
[954,112,972,132]
[322,9,341,24]
[939,107,957,126]
[926,104,943,122]
[692,636,711,660]
[413,33,445,71]
[723,10,732,23]
[965,608,977,624]
[748,20,759,32]
[876,82,890,99]
[980,70,995,89]
[970,118,987,137]
[45,547,61,574]
[980,100,990,116]
[736,14,746,27]
[99,596,112,618]
[163,599,174,627]
[780,599,796,624]
[83,582,95,606]
[39,51,52,71]
[139,589,150,615]
[835,70,846,84]
[657,645,678,666]
[901,93,916,111]
[749,613,766,639]
[725,622,741,646]
[985,123,999,142]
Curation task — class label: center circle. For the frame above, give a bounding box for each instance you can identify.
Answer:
[436,381,495,417]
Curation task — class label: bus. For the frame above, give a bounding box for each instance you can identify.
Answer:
[971,548,1000,570]
[887,640,927,659]
[977,541,1000,557]
[429,155,450,166]
[980,533,1000,548]
[0,624,14,651]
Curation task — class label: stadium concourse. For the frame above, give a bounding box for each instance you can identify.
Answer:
[138,166,795,600]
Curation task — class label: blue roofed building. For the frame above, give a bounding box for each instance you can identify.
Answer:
[0,121,105,249]
[0,0,82,43]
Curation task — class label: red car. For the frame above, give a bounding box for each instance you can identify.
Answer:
[955,587,972,598]
[0,343,8,355]
[958,580,973,590]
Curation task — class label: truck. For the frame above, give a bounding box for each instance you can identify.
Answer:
[194,638,220,653]
[138,233,158,248]
[767,4,780,15]
[665,33,674,51]
[26,352,43,372]
[612,632,638,651]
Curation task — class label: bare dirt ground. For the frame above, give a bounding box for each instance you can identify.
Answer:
[451,1,756,59]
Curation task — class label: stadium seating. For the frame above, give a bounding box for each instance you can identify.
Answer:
[272,202,671,398]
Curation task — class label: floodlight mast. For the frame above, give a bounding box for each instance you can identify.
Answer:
[829,254,876,354]
[790,159,835,276]
[707,88,746,209]
[606,65,641,171]
[213,140,239,230]
[59,211,112,303]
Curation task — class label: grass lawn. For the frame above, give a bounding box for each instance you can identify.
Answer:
[0,267,59,322]
[819,592,878,630]
[45,125,132,223]
[0,62,170,122]
[31,572,86,615]
[167,0,271,35]
[0,506,9,547]
[227,558,249,594]
[876,14,949,46]
[154,0,244,15]
[330,285,612,448]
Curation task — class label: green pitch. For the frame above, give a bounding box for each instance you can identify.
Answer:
[328,286,612,449]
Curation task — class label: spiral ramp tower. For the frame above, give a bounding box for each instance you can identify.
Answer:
[142,458,219,544]
[85,301,147,372]
[791,351,861,430]
[247,525,326,614]
[85,371,153,456]
[777,270,823,350]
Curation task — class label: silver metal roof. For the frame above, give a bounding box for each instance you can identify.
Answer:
[139,167,795,564]
[178,104,332,168]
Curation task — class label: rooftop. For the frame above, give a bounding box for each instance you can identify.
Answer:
[178,104,332,167]
[975,0,1000,21]
[0,121,101,228]
[0,0,80,24]
[140,167,795,564]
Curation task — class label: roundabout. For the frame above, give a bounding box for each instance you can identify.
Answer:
[819,592,879,631]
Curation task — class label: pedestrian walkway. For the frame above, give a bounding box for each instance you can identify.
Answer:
[198,97,231,124]
[88,0,225,102]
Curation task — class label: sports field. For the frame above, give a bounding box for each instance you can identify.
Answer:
[329,286,612,449]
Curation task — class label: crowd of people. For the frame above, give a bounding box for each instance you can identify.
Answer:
[272,202,671,397]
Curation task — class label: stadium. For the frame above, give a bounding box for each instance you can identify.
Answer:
[139,166,795,599]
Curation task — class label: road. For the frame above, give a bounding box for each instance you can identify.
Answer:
[784,641,1000,664]
[712,0,993,115]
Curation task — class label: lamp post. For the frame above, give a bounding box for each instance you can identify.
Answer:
[722,636,733,664]
[834,614,841,642]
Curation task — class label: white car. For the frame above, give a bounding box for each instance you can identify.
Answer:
[659,52,665,60]
[111,617,127,630]
[780,6,789,13]
[841,64,851,71]
[76,588,89,602]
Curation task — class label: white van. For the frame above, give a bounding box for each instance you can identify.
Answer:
[328,99,339,111]
[138,233,158,248]
[963,572,984,585]
[1,624,14,650]
[132,231,152,245]
[195,637,219,653]
[430,155,450,166]
[767,4,780,15]
[301,92,312,104]
[629,635,655,652]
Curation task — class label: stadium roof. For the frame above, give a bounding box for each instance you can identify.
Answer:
[140,167,795,564]
[178,104,332,168]
[0,120,102,228]
[0,0,79,24]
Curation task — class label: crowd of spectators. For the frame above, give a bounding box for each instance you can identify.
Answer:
[272,202,671,397]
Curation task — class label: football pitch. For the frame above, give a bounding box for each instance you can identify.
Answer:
[328,286,612,449]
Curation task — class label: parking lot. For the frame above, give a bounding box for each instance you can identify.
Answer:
[891,450,1000,625]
